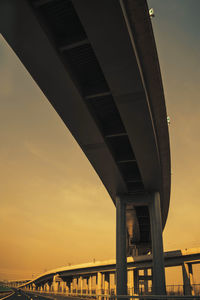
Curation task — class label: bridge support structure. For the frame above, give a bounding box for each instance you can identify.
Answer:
[182,263,195,295]
[116,192,166,295]
[116,195,127,296]
[149,192,166,295]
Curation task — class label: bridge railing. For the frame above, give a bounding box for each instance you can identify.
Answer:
[22,285,200,299]
[22,289,200,300]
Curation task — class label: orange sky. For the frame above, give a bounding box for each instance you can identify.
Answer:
[0,0,200,285]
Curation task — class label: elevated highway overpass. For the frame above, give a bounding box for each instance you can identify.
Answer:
[0,0,170,295]
[7,248,200,296]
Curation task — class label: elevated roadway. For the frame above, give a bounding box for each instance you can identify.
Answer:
[8,248,200,296]
[0,0,170,294]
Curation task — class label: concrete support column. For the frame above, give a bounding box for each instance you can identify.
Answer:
[65,282,70,294]
[104,273,110,295]
[134,269,139,294]
[64,282,67,293]
[102,274,105,294]
[116,195,127,296]
[49,283,53,292]
[144,269,148,294]
[128,270,134,295]
[149,192,166,295]
[55,282,59,292]
[79,276,83,295]
[85,278,88,294]
[60,281,64,293]
[46,283,50,292]
[70,282,73,294]
[182,263,194,295]
[52,276,58,292]
[74,278,78,295]
[89,276,92,295]
[62,282,65,293]
[97,272,102,295]
[114,273,116,294]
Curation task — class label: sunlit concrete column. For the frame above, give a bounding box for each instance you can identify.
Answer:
[182,263,194,295]
[46,283,50,292]
[128,269,134,296]
[55,281,59,292]
[79,276,83,295]
[60,281,64,293]
[64,281,67,293]
[97,272,102,296]
[116,195,127,296]
[70,281,73,294]
[65,282,69,295]
[149,192,166,295]
[47,283,50,292]
[89,276,92,295]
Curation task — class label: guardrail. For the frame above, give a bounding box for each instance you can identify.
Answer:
[23,290,200,300]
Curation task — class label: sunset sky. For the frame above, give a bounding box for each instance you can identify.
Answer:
[0,0,200,284]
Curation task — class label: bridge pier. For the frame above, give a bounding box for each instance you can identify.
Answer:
[79,276,83,294]
[149,192,166,295]
[134,269,139,294]
[97,272,102,296]
[143,269,148,293]
[104,273,110,294]
[128,269,134,295]
[116,195,127,296]
[65,281,70,294]
[182,263,194,295]
[118,192,166,295]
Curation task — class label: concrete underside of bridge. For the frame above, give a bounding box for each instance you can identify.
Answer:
[0,0,171,295]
